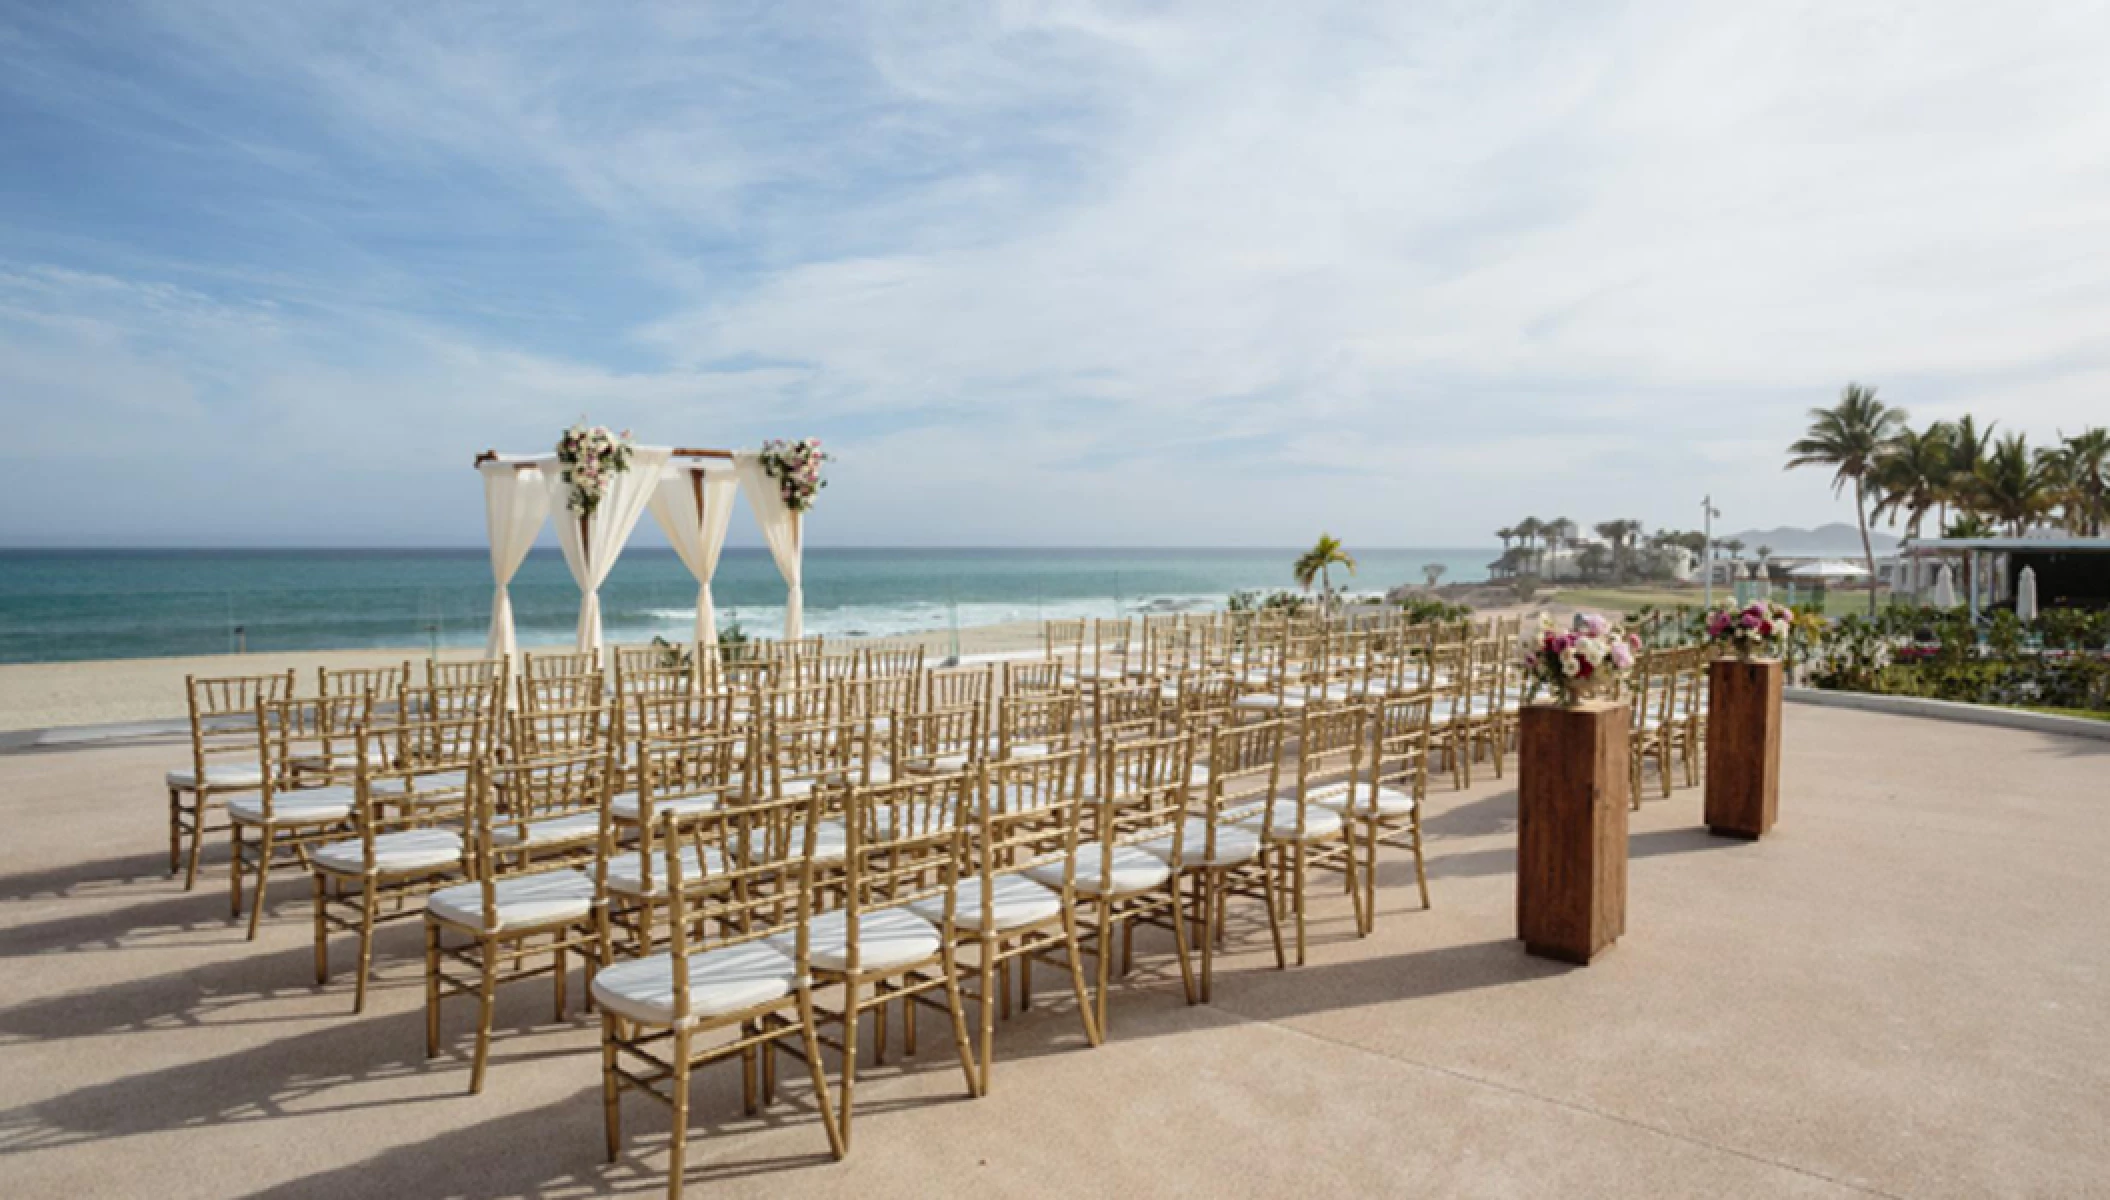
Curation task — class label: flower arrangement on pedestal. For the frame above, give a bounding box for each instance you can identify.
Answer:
[1522,612,1640,706]
[757,437,831,513]
[1705,600,1795,660]
[555,422,635,519]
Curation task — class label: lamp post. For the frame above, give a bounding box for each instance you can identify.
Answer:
[1701,496,1722,609]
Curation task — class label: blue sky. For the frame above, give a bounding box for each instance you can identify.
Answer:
[3,2,2108,549]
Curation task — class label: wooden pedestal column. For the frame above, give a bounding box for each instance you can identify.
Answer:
[1704,657,1782,839]
[1516,700,1629,965]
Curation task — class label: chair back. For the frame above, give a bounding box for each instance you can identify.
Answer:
[836,774,974,968]
[428,658,505,690]
[510,702,609,761]
[651,786,824,1023]
[1090,734,1193,877]
[968,751,1088,932]
[890,704,984,773]
[470,748,610,902]
[925,665,993,717]
[183,670,298,787]
[1000,690,1080,755]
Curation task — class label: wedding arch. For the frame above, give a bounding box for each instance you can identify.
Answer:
[472,443,811,663]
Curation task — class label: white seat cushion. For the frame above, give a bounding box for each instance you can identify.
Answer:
[737,820,850,864]
[166,761,263,790]
[427,869,595,931]
[292,745,390,771]
[312,828,463,875]
[1005,741,1053,759]
[228,786,356,827]
[591,940,797,1026]
[609,790,718,822]
[1310,782,1416,817]
[909,872,1061,932]
[1233,692,1305,711]
[1139,817,1263,868]
[778,905,941,972]
[490,810,603,849]
[1237,804,1346,840]
[1025,844,1172,895]
[605,844,727,896]
[369,769,469,797]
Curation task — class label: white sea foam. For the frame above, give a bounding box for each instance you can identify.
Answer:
[603,593,1225,643]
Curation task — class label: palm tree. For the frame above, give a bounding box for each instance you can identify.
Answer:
[1976,433,2053,535]
[1546,517,1577,578]
[1293,534,1357,612]
[1786,382,1906,614]
[1871,422,1953,541]
[1755,543,1773,561]
[1722,537,1745,560]
[1594,519,1644,581]
[1495,526,1516,553]
[1422,563,1447,588]
[1514,517,1545,575]
[1941,414,1997,526]
[2044,427,2109,536]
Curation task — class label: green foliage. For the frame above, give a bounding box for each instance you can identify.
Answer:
[1228,589,1311,616]
[1399,595,1473,623]
[648,635,692,670]
[1806,604,2110,713]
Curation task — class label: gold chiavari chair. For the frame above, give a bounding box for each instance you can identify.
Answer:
[230,694,369,937]
[1630,650,1679,806]
[1320,692,1433,935]
[597,725,752,958]
[516,669,606,718]
[925,663,994,719]
[509,699,608,761]
[593,800,843,1195]
[841,673,919,743]
[804,774,979,1149]
[1072,617,1135,684]
[312,714,485,1012]
[891,704,985,776]
[1231,631,1329,720]
[170,670,297,889]
[1426,635,1474,789]
[1166,669,1239,738]
[428,657,506,690]
[1043,618,1086,673]
[909,752,1099,1094]
[1141,719,1281,1002]
[754,678,839,729]
[1250,706,1367,967]
[1085,681,1158,745]
[370,682,498,813]
[426,750,607,1094]
[1677,646,1709,787]
[1002,658,1068,699]
[488,705,615,869]
[861,640,926,680]
[1040,733,1196,1035]
[996,690,1078,759]
[1459,632,1512,783]
[523,649,601,680]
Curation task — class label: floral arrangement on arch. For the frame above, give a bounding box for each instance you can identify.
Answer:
[757,437,831,513]
[555,421,635,519]
[1705,599,1795,660]
[1521,612,1640,706]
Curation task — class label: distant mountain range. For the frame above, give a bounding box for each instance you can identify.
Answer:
[1723,523,1898,557]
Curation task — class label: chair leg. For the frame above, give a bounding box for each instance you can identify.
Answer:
[940,943,978,1098]
[601,1013,623,1163]
[313,873,330,985]
[469,938,497,1094]
[1197,873,1216,1004]
[1165,880,1196,1006]
[424,921,442,1059]
[1292,843,1309,967]
[1412,813,1431,910]
[554,940,568,1022]
[796,989,844,1160]
[245,827,275,940]
[836,983,861,1153]
[1261,849,1287,970]
[1062,908,1101,1046]
[229,822,246,918]
[976,946,997,1095]
[1344,829,1367,937]
[168,788,183,875]
[185,794,208,891]
[353,885,377,1014]
[1092,899,1115,1036]
[666,1026,692,1200]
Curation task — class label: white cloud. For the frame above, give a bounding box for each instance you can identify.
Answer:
[4,1,2110,546]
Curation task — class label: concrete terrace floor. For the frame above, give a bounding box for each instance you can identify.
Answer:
[1,707,2106,1199]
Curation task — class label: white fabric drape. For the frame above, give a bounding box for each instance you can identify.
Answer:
[736,452,805,640]
[547,447,672,654]
[480,460,550,668]
[649,464,740,648]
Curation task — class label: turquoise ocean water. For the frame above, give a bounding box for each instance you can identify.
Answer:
[0,547,1495,664]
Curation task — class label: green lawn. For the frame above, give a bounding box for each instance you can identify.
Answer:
[1552,586,1883,620]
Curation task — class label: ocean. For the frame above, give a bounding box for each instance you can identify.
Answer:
[0,547,1495,665]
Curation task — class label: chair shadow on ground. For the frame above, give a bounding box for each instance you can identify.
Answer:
[0,850,177,904]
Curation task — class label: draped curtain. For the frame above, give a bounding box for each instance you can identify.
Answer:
[546,447,672,654]
[648,463,740,648]
[736,452,805,640]
[480,460,549,668]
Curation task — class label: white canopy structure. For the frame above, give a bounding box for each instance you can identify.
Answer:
[475,444,808,664]
[1788,559,1871,579]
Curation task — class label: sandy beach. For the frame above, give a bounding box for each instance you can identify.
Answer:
[0,622,1049,734]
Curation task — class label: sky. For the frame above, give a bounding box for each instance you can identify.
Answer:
[2,1,2108,550]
